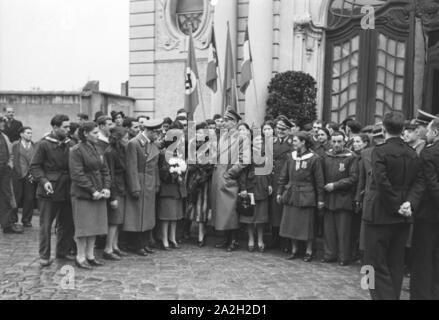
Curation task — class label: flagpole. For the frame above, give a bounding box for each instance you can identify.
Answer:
[227,20,241,114]
[198,82,207,120]
[250,57,259,113]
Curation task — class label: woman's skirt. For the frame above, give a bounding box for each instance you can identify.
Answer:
[72,197,108,238]
[158,197,183,221]
[239,199,269,225]
[279,206,315,241]
[107,195,126,225]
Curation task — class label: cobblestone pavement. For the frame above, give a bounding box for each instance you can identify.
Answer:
[0,216,410,300]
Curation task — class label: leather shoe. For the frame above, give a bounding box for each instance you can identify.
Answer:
[56,254,76,261]
[39,258,54,267]
[258,244,265,253]
[103,252,122,261]
[160,242,171,251]
[215,240,228,249]
[136,249,148,256]
[86,258,104,267]
[144,246,155,254]
[303,253,313,262]
[227,241,238,252]
[113,249,129,257]
[169,242,181,249]
[75,259,92,270]
[248,245,255,252]
[197,237,206,248]
[321,258,337,263]
[3,224,24,234]
[286,253,298,260]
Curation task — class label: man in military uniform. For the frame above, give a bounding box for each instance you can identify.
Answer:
[410,118,439,300]
[125,119,162,256]
[30,114,75,267]
[363,111,424,300]
[268,116,294,251]
[322,131,358,266]
[211,109,247,252]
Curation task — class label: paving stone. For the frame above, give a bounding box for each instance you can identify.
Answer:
[0,216,412,300]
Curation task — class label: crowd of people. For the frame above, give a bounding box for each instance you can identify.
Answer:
[0,104,438,300]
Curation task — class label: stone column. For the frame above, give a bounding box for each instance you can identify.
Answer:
[245,0,274,127]
[279,0,294,72]
[211,0,237,117]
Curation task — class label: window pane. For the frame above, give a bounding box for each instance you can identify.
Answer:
[386,56,396,73]
[394,94,403,110]
[396,59,405,76]
[396,42,406,58]
[377,84,384,100]
[386,73,395,91]
[388,39,396,56]
[377,51,386,67]
[395,77,404,93]
[334,45,341,61]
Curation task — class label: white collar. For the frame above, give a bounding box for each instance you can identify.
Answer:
[98,131,109,143]
[292,151,314,161]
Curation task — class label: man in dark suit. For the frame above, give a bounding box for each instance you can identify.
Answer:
[11,126,37,227]
[363,111,424,300]
[30,115,75,267]
[3,106,23,143]
[410,118,439,300]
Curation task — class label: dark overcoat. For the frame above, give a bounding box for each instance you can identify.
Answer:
[124,133,160,232]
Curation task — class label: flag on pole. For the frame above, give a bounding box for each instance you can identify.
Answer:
[240,24,253,94]
[184,29,199,121]
[222,23,238,113]
[206,27,219,93]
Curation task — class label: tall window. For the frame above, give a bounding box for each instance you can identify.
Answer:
[324,0,414,125]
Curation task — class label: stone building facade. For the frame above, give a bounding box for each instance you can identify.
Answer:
[129,0,439,125]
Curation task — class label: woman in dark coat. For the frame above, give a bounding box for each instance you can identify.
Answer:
[157,126,187,250]
[238,123,273,252]
[69,122,111,269]
[277,131,325,262]
[313,128,331,158]
[186,122,214,247]
[103,126,129,261]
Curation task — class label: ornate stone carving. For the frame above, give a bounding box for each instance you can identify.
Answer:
[157,0,213,51]
[293,14,323,59]
[417,0,439,30]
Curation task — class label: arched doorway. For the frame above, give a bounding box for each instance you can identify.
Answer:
[323,0,415,125]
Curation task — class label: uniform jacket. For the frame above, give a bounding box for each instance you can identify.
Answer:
[417,141,439,222]
[69,142,111,200]
[272,136,294,194]
[158,151,187,199]
[104,145,127,201]
[277,150,324,208]
[12,140,35,178]
[313,141,331,158]
[354,147,374,203]
[3,118,23,143]
[30,134,71,202]
[323,149,359,211]
[363,137,424,225]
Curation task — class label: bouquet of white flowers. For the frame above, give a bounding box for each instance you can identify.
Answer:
[169,157,187,176]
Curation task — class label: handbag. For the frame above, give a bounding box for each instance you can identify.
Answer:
[237,193,255,217]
